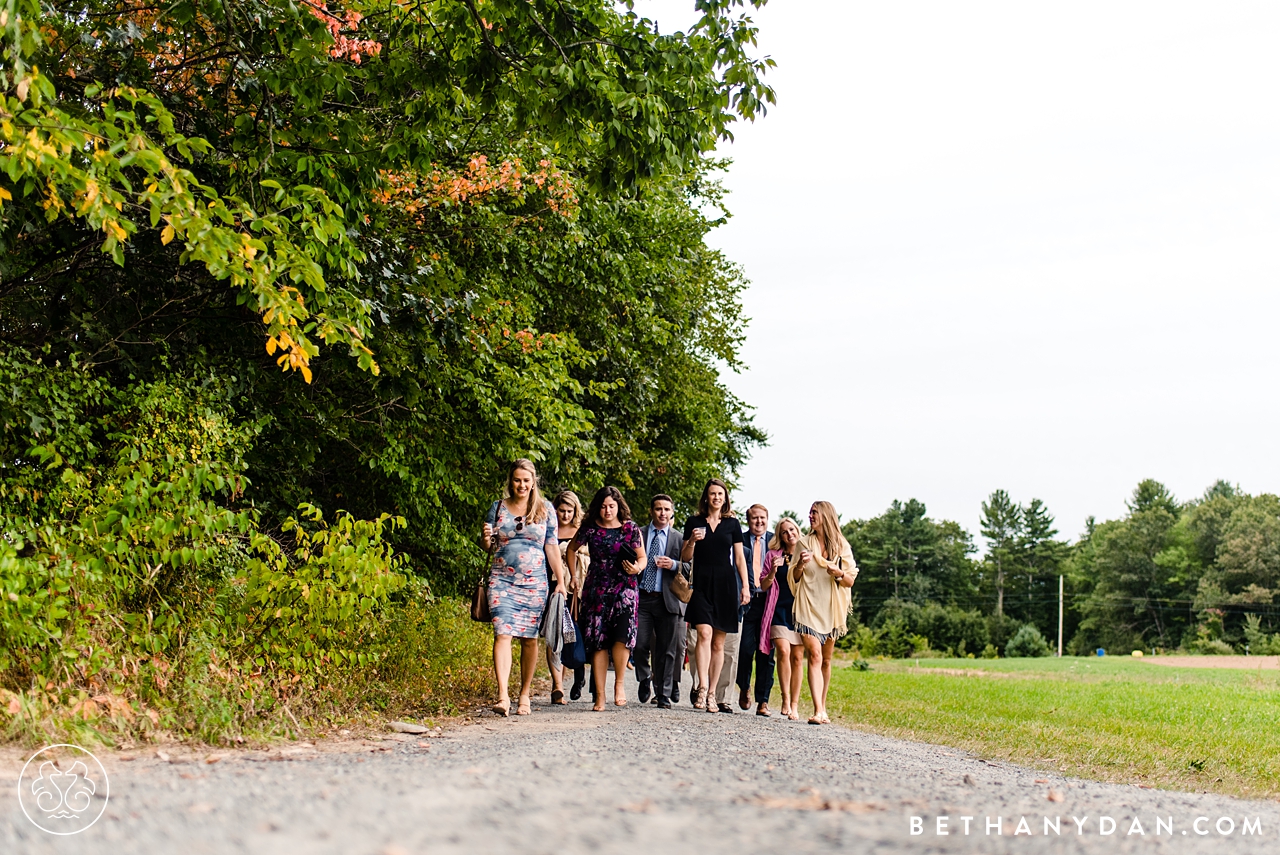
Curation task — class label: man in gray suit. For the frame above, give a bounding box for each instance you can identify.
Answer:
[635,494,689,709]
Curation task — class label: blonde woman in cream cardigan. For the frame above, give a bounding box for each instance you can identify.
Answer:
[791,501,857,724]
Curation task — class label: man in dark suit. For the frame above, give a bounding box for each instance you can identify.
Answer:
[737,503,775,715]
[634,494,690,709]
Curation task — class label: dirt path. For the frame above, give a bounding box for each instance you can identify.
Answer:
[4,670,1278,854]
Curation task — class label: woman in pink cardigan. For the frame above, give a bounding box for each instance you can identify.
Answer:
[758,517,805,721]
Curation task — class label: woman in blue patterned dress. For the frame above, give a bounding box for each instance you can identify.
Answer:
[481,459,567,716]
[566,486,645,711]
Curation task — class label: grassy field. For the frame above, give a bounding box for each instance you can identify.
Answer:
[819,656,1280,800]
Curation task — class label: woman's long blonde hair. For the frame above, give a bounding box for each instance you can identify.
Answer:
[552,490,583,528]
[809,501,848,560]
[504,458,549,524]
[773,517,802,554]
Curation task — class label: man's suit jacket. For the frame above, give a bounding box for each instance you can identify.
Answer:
[742,529,774,595]
[642,524,691,618]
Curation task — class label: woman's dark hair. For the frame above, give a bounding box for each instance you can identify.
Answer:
[696,478,734,518]
[583,486,632,527]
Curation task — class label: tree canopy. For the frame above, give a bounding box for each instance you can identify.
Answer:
[2,0,774,595]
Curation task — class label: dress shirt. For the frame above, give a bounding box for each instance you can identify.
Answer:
[749,533,766,592]
[640,525,669,593]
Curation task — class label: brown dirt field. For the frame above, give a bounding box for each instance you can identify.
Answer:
[1143,654,1280,669]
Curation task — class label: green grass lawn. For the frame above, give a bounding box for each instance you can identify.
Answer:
[815,656,1280,799]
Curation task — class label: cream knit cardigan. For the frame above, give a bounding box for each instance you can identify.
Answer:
[791,533,857,638]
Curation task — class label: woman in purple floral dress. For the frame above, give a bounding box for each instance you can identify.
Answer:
[566,486,645,711]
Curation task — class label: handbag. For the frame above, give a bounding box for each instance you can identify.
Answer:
[470,574,491,623]
[560,602,588,669]
[470,501,499,623]
[670,559,693,604]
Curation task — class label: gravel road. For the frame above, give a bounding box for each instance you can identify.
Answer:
[5,668,1278,854]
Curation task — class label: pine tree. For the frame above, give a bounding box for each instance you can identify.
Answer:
[1019,498,1063,630]
[981,490,1023,617]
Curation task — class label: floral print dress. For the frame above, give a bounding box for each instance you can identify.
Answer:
[577,521,644,652]
[486,499,556,638]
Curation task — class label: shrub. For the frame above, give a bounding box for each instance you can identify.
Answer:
[986,613,1023,652]
[0,351,491,744]
[1005,624,1052,658]
[1243,614,1280,655]
[870,600,990,656]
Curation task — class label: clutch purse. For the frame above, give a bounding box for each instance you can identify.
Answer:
[618,543,639,564]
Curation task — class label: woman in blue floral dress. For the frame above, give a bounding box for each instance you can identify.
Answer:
[481,459,566,716]
[567,486,645,711]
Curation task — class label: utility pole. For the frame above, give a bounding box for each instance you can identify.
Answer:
[1057,574,1064,657]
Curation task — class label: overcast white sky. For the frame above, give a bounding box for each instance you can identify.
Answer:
[639,1,1280,543]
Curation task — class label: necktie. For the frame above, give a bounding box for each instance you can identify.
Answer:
[641,529,663,592]
[752,536,763,589]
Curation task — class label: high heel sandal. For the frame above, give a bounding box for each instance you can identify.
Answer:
[516,696,531,716]
[550,689,566,705]
[492,699,510,717]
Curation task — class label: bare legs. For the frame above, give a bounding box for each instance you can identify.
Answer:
[820,638,835,711]
[545,645,564,699]
[590,643,631,711]
[774,638,806,719]
[801,633,828,722]
[693,624,727,709]
[493,635,539,715]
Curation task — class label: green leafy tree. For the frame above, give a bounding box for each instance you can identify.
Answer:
[1072,480,1191,651]
[1,0,775,593]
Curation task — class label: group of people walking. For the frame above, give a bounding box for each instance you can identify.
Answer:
[481,459,857,724]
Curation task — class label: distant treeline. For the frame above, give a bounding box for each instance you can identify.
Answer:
[828,480,1280,658]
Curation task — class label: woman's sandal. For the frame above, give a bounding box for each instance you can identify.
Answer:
[550,690,566,705]
[614,697,627,707]
[516,698,532,716]
[693,687,707,711]
[492,699,510,717]
[788,709,801,721]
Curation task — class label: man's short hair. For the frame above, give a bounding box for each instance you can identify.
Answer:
[746,503,769,518]
[650,493,674,509]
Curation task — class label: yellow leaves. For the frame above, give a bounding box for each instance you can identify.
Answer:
[160,224,175,245]
[265,328,314,383]
[104,219,127,241]
[0,186,11,205]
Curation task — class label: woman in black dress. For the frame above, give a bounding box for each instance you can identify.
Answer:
[681,478,750,712]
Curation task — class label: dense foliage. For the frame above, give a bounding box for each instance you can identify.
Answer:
[0,0,772,737]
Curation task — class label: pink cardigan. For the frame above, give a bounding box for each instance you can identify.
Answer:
[758,548,786,655]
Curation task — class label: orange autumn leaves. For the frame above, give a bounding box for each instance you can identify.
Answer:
[375,155,579,219]
[302,0,383,64]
